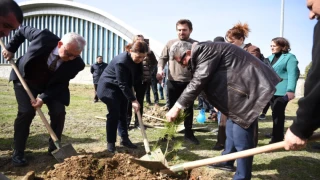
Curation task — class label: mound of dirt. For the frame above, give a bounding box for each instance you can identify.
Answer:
[44,153,183,180]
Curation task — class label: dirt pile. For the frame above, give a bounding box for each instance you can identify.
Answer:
[143,105,167,126]
[44,153,183,180]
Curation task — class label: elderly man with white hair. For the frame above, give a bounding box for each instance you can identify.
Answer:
[2,25,86,167]
[165,40,280,180]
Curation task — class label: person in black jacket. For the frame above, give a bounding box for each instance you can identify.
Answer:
[165,41,280,180]
[90,56,108,103]
[126,35,158,129]
[0,0,23,38]
[284,0,320,151]
[97,41,148,153]
[1,26,86,167]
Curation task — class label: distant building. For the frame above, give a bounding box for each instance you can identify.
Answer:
[0,0,163,65]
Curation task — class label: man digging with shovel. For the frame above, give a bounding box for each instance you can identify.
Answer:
[165,41,280,180]
[1,25,86,166]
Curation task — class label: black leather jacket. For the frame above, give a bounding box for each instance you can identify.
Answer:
[177,42,281,128]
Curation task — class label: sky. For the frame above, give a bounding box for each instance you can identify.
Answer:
[16,0,316,73]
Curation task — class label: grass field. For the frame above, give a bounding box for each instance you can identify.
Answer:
[0,78,320,180]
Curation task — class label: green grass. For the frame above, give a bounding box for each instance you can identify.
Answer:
[0,78,320,179]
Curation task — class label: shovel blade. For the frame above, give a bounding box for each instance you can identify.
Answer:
[52,143,77,163]
[130,148,169,172]
[141,148,167,164]
[130,158,169,172]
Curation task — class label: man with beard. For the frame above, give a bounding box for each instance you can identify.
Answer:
[156,19,199,145]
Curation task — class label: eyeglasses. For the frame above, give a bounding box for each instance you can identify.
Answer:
[177,52,187,65]
[64,46,80,58]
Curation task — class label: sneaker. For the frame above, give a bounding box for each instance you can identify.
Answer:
[107,143,116,153]
[12,150,28,167]
[208,163,235,172]
[259,113,266,120]
[184,132,200,145]
[93,99,98,103]
[212,144,224,151]
[120,138,138,149]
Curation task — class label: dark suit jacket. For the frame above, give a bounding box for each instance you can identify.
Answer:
[90,62,108,84]
[6,26,85,106]
[97,52,141,102]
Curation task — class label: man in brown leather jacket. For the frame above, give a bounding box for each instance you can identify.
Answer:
[165,41,280,180]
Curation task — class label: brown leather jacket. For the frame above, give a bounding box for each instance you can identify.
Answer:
[177,42,281,128]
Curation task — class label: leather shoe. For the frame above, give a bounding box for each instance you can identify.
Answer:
[12,150,28,167]
[120,138,137,149]
[212,143,224,151]
[48,146,57,155]
[312,144,320,150]
[265,133,272,138]
[208,163,235,172]
[184,132,200,145]
[107,143,116,153]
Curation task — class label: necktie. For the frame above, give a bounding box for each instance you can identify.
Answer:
[48,55,59,71]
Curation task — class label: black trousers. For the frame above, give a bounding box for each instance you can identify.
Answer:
[126,82,148,127]
[262,102,270,114]
[100,89,129,143]
[270,95,289,142]
[167,80,194,131]
[93,84,98,101]
[13,81,66,151]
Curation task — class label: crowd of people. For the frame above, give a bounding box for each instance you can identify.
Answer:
[1,0,320,179]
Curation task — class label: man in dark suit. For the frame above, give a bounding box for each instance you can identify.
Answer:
[0,0,23,38]
[1,26,86,167]
[90,55,108,103]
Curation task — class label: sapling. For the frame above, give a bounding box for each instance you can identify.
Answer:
[153,111,187,158]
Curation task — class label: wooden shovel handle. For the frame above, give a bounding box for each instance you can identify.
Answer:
[169,133,320,172]
[0,39,59,142]
[136,111,151,153]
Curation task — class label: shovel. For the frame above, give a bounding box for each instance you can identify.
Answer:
[0,39,77,163]
[132,111,168,171]
[131,133,320,175]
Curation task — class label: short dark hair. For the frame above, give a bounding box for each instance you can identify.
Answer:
[0,0,23,24]
[97,55,103,59]
[213,36,225,42]
[176,19,193,31]
[272,37,291,53]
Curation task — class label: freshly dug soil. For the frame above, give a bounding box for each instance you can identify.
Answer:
[43,153,185,180]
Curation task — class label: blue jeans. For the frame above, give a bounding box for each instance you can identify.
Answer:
[222,119,255,180]
[145,79,159,104]
[157,83,164,99]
